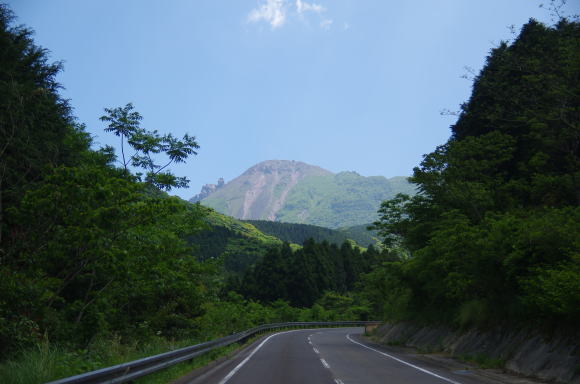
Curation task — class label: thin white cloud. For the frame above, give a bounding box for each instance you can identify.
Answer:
[248,0,287,29]
[296,0,325,15]
[320,18,333,30]
[248,0,331,30]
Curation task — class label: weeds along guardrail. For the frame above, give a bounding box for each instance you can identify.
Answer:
[46,321,381,384]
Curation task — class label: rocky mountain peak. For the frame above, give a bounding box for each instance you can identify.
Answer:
[189,178,225,203]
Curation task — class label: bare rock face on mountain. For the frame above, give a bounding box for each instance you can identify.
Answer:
[190,177,225,203]
[189,160,416,228]
[191,160,331,221]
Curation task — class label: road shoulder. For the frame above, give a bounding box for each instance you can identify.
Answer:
[355,334,552,384]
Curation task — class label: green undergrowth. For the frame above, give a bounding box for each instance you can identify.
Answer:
[0,332,261,384]
[136,341,244,384]
[456,353,506,369]
[0,335,196,384]
[0,326,348,384]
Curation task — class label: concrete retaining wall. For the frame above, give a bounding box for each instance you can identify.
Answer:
[373,323,579,383]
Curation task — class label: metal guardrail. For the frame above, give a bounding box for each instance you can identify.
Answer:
[46,321,380,384]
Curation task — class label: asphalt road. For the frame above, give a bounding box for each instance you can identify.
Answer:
[181,327,495,384]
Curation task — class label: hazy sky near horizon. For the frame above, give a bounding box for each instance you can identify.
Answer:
[7,1,579,199]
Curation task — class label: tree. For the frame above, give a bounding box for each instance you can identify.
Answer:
[100,103,200,191]
[0,4,90,248]
[368,18,580,328]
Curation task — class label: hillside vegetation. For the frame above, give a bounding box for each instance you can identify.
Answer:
[277,173,416,228]
[188,207,285,274]
[366,19,579,330]
[243,220,379,248]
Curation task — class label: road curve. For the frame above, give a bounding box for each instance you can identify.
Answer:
[180,327,493,384]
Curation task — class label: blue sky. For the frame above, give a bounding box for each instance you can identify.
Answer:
[7,0,579,199]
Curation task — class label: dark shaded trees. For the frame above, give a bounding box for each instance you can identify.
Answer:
[0,5,210,357]
[238,239,381,307]
[0,4,90,248]
[369,19,579,328]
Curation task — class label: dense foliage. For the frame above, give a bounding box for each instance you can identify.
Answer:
[0,4,217,358]
[188,207,283,274]
[235,239,383,308]
[368,19,579,329]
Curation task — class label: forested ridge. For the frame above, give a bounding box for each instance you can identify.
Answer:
[0,2,578,382]
[243,219,379,248]
[188,214,377,276]
[187,206,284,274]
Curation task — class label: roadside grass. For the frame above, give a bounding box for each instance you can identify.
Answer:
[136,342,242,384]
[456,353,505,369]
[0,335,214,384]
[0,327,321,384]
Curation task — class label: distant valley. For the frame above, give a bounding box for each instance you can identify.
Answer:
[190,160,416,229]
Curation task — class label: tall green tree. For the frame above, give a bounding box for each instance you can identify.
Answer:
[369,19,579,328]
[100,103,200,191]
[0,4,90,249]
[0,4,212,357]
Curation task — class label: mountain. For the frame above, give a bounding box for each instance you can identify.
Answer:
[190,160,416,228]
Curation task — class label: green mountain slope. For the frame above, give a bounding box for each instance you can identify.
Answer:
[188,206,284,274]
[276,171,416,228]
[192,161,416,229]
[243,220,378,247]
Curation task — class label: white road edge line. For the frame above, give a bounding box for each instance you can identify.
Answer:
[346,334,463,384]
[218,330,298,384]
[321,358,330,369]
[334,379,345,384]
[313,347,320,354]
